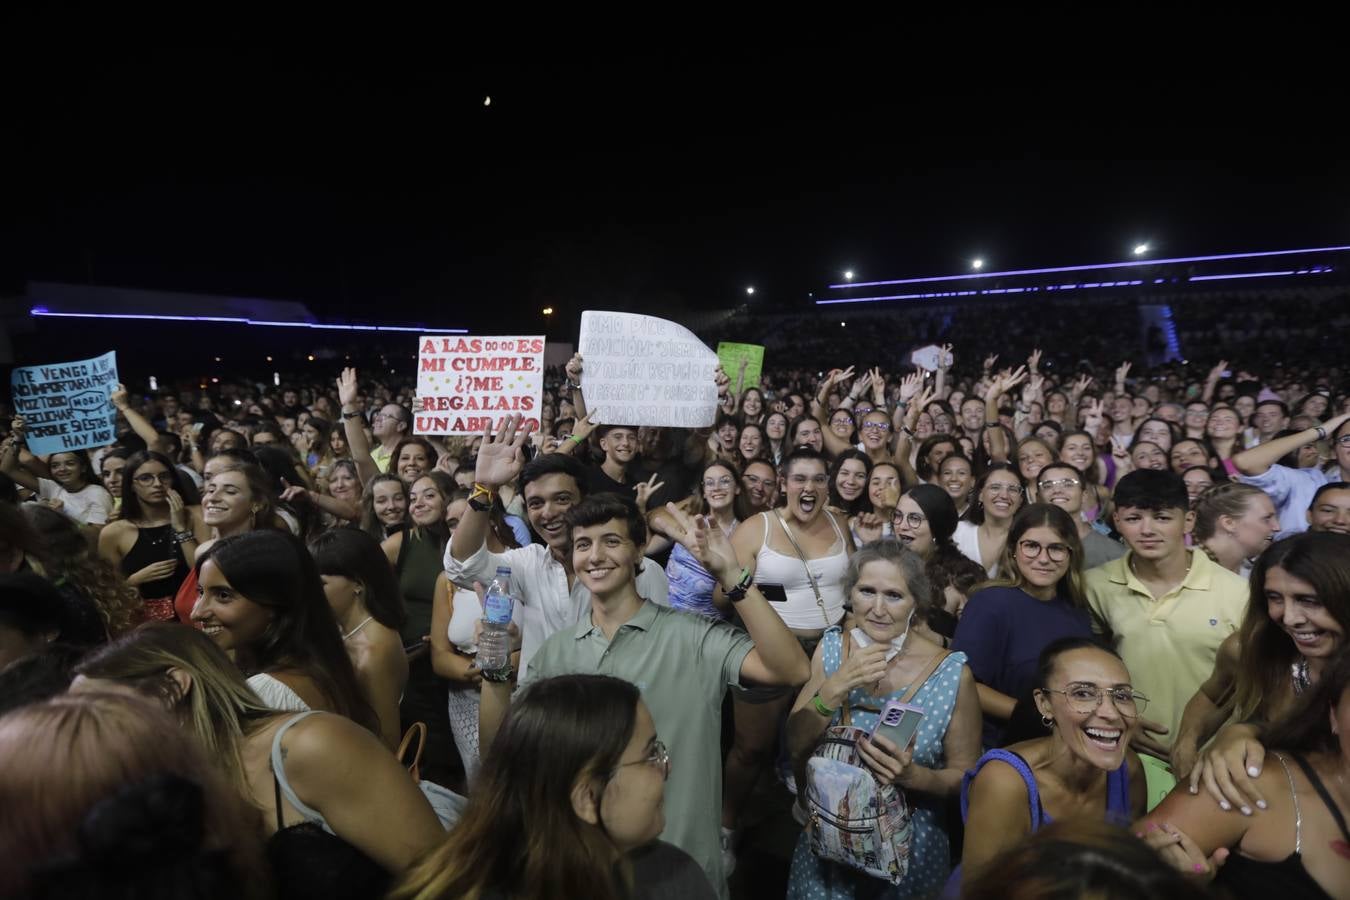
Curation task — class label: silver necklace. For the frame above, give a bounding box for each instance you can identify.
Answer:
[342,616,374,642]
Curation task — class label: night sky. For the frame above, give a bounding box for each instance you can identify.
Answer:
[7,47,1348,336]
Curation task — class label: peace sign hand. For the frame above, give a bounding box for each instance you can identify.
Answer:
[633,472,666,510]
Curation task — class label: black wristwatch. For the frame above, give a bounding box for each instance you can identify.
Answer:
[341,410,362,420]
[723,568,754,603]
[480,665,514,683]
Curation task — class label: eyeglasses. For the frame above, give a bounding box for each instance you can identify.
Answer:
[703,477,734,489]
[133,472,174,486]
[853,405,875,416]
[861,421,891,432]
[1042,683,1148,718]
[1037,478,1080,491]
[1018,539,1070,562]
[1336,435,1350,447]
[612,740,671,780]
[892,511,927,528]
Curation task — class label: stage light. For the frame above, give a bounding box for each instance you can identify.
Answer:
[971,259,984,270]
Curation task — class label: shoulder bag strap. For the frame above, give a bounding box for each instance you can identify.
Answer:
[772,509,830,629]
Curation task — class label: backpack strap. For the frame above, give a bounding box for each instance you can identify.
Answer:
[899,650,951,705]
[960,749,1043,831]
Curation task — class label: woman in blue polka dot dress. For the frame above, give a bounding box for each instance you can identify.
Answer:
[786,539,983,899]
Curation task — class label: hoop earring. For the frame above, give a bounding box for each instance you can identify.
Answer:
[1041,715,1054,729]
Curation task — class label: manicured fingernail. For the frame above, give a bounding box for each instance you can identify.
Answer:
[1193,863,1205,873]
[1257,800,1267,809]
[1248,766,1260,777]
[1240,806,1252,816]
[1219,801,1231,810]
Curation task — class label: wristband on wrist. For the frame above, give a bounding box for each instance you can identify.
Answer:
[342,410,362,420]
[480,665,514,683]
[723,567,753,602]
[811,693,837,716]
[567,434,585,445]
[1314,426,1328,441]
[173,530,196,544]
[567,380,582,391]
[468,483,496,511]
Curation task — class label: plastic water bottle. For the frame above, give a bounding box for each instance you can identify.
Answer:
[477,566,514,671]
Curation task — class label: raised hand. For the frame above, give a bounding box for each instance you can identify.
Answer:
[661,503,740,584]
[1081,398,1104,432]
[165,488,191,531]
[633,472,665,510]
[988,365,1028,400]
[570,409,600,443]
[565,354,584,384]
[1027,348,1042,373]
[474,414,534,489]
[337,368,360,408]
[1206,360,1229,383]
[1022,373,1044,406]
[111,383,130,411]
[1115,361,1133,385]
[982,353,999,372]
[1072,374,1094,396]
[714,365,731,398]
[939,344,954,370]
[898,371,924,403]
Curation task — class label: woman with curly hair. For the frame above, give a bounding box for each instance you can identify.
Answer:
[24,504,145,639]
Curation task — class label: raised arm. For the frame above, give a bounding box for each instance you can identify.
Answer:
[565,353,587,421]
[1200,360,1228,405]
[337,368,379,486]
[1233,410,1350,476]
[0,427,39,492]
[983,367,1026,464]
[449,415,532,566]
[813,367,857,458]
[110,385,161,450]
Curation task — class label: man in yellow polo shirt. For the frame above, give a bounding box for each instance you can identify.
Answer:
[1084,469,1249,760]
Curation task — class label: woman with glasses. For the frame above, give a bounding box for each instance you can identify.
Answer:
[959,637,1147,883]
[786,539,981,898]
[98,451,208,622]
[892,484,987,645]
[739,458,779,516]
[954,504,1098,746]
[391,674,713,900]
[650,461,742,622]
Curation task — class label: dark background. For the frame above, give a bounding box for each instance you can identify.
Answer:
[6,43,1348,338]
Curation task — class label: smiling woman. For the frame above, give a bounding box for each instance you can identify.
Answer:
[957,637,1148,889]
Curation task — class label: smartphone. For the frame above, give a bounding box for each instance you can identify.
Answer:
[870,701,925,749]
[758,583,789,604]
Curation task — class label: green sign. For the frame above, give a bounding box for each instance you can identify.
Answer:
[716,342,765,390]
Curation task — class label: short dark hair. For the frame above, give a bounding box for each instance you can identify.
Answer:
[521,451,588,497]
[1255,399,1290,417]
[780,445,830,476]
[1036,461,1082,487]
[564,492,647,549]
[1310,481,1350,510]
[595,423,637,441]
[1111,469,1189,514]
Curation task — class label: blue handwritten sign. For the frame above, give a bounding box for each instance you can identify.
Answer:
[10,351,120,455]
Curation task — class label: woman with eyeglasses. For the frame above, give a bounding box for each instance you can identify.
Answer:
[958,637,1147,884]
[892,484,988,645]
[953,503,1098,747]
[391,674,713,900]
[98,451,209,622]
[649,461,742,622]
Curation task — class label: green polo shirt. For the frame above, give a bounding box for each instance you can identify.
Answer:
[1084,550,1248,750]
[525,600,754,896]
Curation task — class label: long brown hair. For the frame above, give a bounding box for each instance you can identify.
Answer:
[76,623,278,797]
[0,692,269,899]
[986,503,1089,610]
[22,504,144,636]
[1232,532,1350,722]
[390,674,641,900]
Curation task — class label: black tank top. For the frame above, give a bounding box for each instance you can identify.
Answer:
[1215,752,1350,900]
[120,524,189,599]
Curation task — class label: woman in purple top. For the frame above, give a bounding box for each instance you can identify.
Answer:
[648,461,740,621]
[953,503,1098,747]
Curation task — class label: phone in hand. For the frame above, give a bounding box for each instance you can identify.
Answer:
[870,701,925,749]
[757,583,789,604]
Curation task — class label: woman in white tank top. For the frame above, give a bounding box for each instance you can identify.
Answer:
[722,447,855,848]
